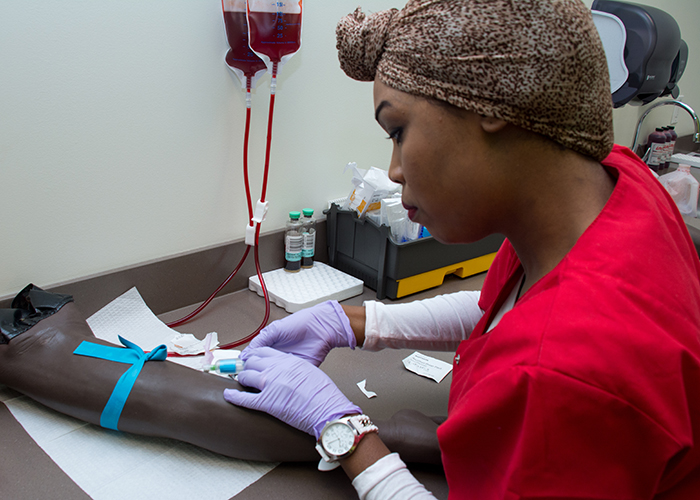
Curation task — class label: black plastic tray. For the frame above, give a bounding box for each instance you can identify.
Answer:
[325,204,504,299]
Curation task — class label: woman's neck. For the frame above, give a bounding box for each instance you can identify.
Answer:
[501,147,616,294]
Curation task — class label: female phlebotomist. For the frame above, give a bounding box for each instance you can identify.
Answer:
[224,0,700,498]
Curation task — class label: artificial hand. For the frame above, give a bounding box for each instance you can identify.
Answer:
[243,300,356,366]
[223,347,361,439]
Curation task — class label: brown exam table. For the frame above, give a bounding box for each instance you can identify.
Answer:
[0,273,486,500]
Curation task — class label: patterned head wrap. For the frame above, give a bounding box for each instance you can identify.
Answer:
[336,0,614,161]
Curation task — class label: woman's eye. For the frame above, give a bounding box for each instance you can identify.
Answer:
[386,127,403,144]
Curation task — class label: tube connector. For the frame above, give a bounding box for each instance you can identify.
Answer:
[252,199,269,223]
[203,358,245,375]
[245,223,256,246]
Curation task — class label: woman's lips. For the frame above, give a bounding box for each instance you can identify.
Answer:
[403,203,417,221]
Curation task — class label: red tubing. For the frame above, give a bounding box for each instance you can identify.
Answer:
[165,245,251,329]
[219,225,271,349]
[260,64,277,203]
[165,73,278,352]
[243,76,254,219]
[218,67,278,348]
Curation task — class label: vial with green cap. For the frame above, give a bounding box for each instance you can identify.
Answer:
[284,211,303,272]
[301,208,316,268]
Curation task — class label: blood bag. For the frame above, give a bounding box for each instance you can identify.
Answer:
[222,0,267,88]
[247,0,302,74]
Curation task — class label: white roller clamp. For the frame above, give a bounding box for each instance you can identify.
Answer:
[245,224,257,246]
[245,199,270,246]
[253,199,269,223]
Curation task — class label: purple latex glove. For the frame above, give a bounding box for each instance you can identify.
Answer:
[243,300,356,367]
[223,347,361,439]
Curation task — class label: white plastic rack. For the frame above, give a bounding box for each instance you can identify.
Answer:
[670,152,700,169]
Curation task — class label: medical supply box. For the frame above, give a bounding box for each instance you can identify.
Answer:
[325,204,505,299]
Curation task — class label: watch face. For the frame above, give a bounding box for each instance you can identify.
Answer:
[321,422,355,456]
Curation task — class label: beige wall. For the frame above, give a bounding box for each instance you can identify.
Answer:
[1,0,698,299]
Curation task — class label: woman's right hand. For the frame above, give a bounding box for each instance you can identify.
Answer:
[243,300,356,366]
[224,347,361,439]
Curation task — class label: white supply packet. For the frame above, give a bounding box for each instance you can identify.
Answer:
[343,162,401,219]
[381,196,422,243]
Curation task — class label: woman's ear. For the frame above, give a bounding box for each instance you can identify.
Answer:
[480,116,508,133]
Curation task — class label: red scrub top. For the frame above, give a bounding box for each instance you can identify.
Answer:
[438,145,700,499]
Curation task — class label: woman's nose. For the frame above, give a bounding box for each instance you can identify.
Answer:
[388,151,404,185]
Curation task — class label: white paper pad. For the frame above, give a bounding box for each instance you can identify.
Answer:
[4,396,275,500]
[86,287,182,351]
[2,287,276,500]
[402,351,453,383]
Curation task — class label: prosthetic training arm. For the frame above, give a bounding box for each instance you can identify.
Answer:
[0,285,441,464]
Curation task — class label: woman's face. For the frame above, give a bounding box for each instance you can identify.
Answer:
[373,80,505,244]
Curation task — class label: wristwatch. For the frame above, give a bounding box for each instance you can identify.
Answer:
[315,414,378,471]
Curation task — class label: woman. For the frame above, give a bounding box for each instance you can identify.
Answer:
[224,0,700,498]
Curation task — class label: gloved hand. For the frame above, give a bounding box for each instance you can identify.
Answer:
[223,347,361,439]
[243,300,356,367]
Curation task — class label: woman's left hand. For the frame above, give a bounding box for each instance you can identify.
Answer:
[223,347,361,439]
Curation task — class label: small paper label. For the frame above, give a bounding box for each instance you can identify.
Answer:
[357,379,377,399]
[402,351,453,383]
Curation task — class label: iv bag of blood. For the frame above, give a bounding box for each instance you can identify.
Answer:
[222,0,267,89]
[247,0,302,75]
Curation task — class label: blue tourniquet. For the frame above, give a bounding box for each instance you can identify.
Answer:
[73,336,168,430]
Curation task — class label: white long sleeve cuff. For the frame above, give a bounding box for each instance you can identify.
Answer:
[362,290,483,352]
[352,453,436,500]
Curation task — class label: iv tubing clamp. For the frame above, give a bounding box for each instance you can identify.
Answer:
[245,224,257,246]
[252,200,269,223]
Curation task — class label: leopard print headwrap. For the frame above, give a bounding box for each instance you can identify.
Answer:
[336,0,614,161]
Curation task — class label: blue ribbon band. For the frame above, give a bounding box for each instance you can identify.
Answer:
[73,336,168,430]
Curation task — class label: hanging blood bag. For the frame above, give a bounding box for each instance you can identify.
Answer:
[222,0,267,88]
[247,0,302,74]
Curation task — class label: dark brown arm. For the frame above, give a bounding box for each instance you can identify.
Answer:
[0,299,443,465]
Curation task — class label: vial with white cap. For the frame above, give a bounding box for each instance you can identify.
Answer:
[203,358,245,375]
